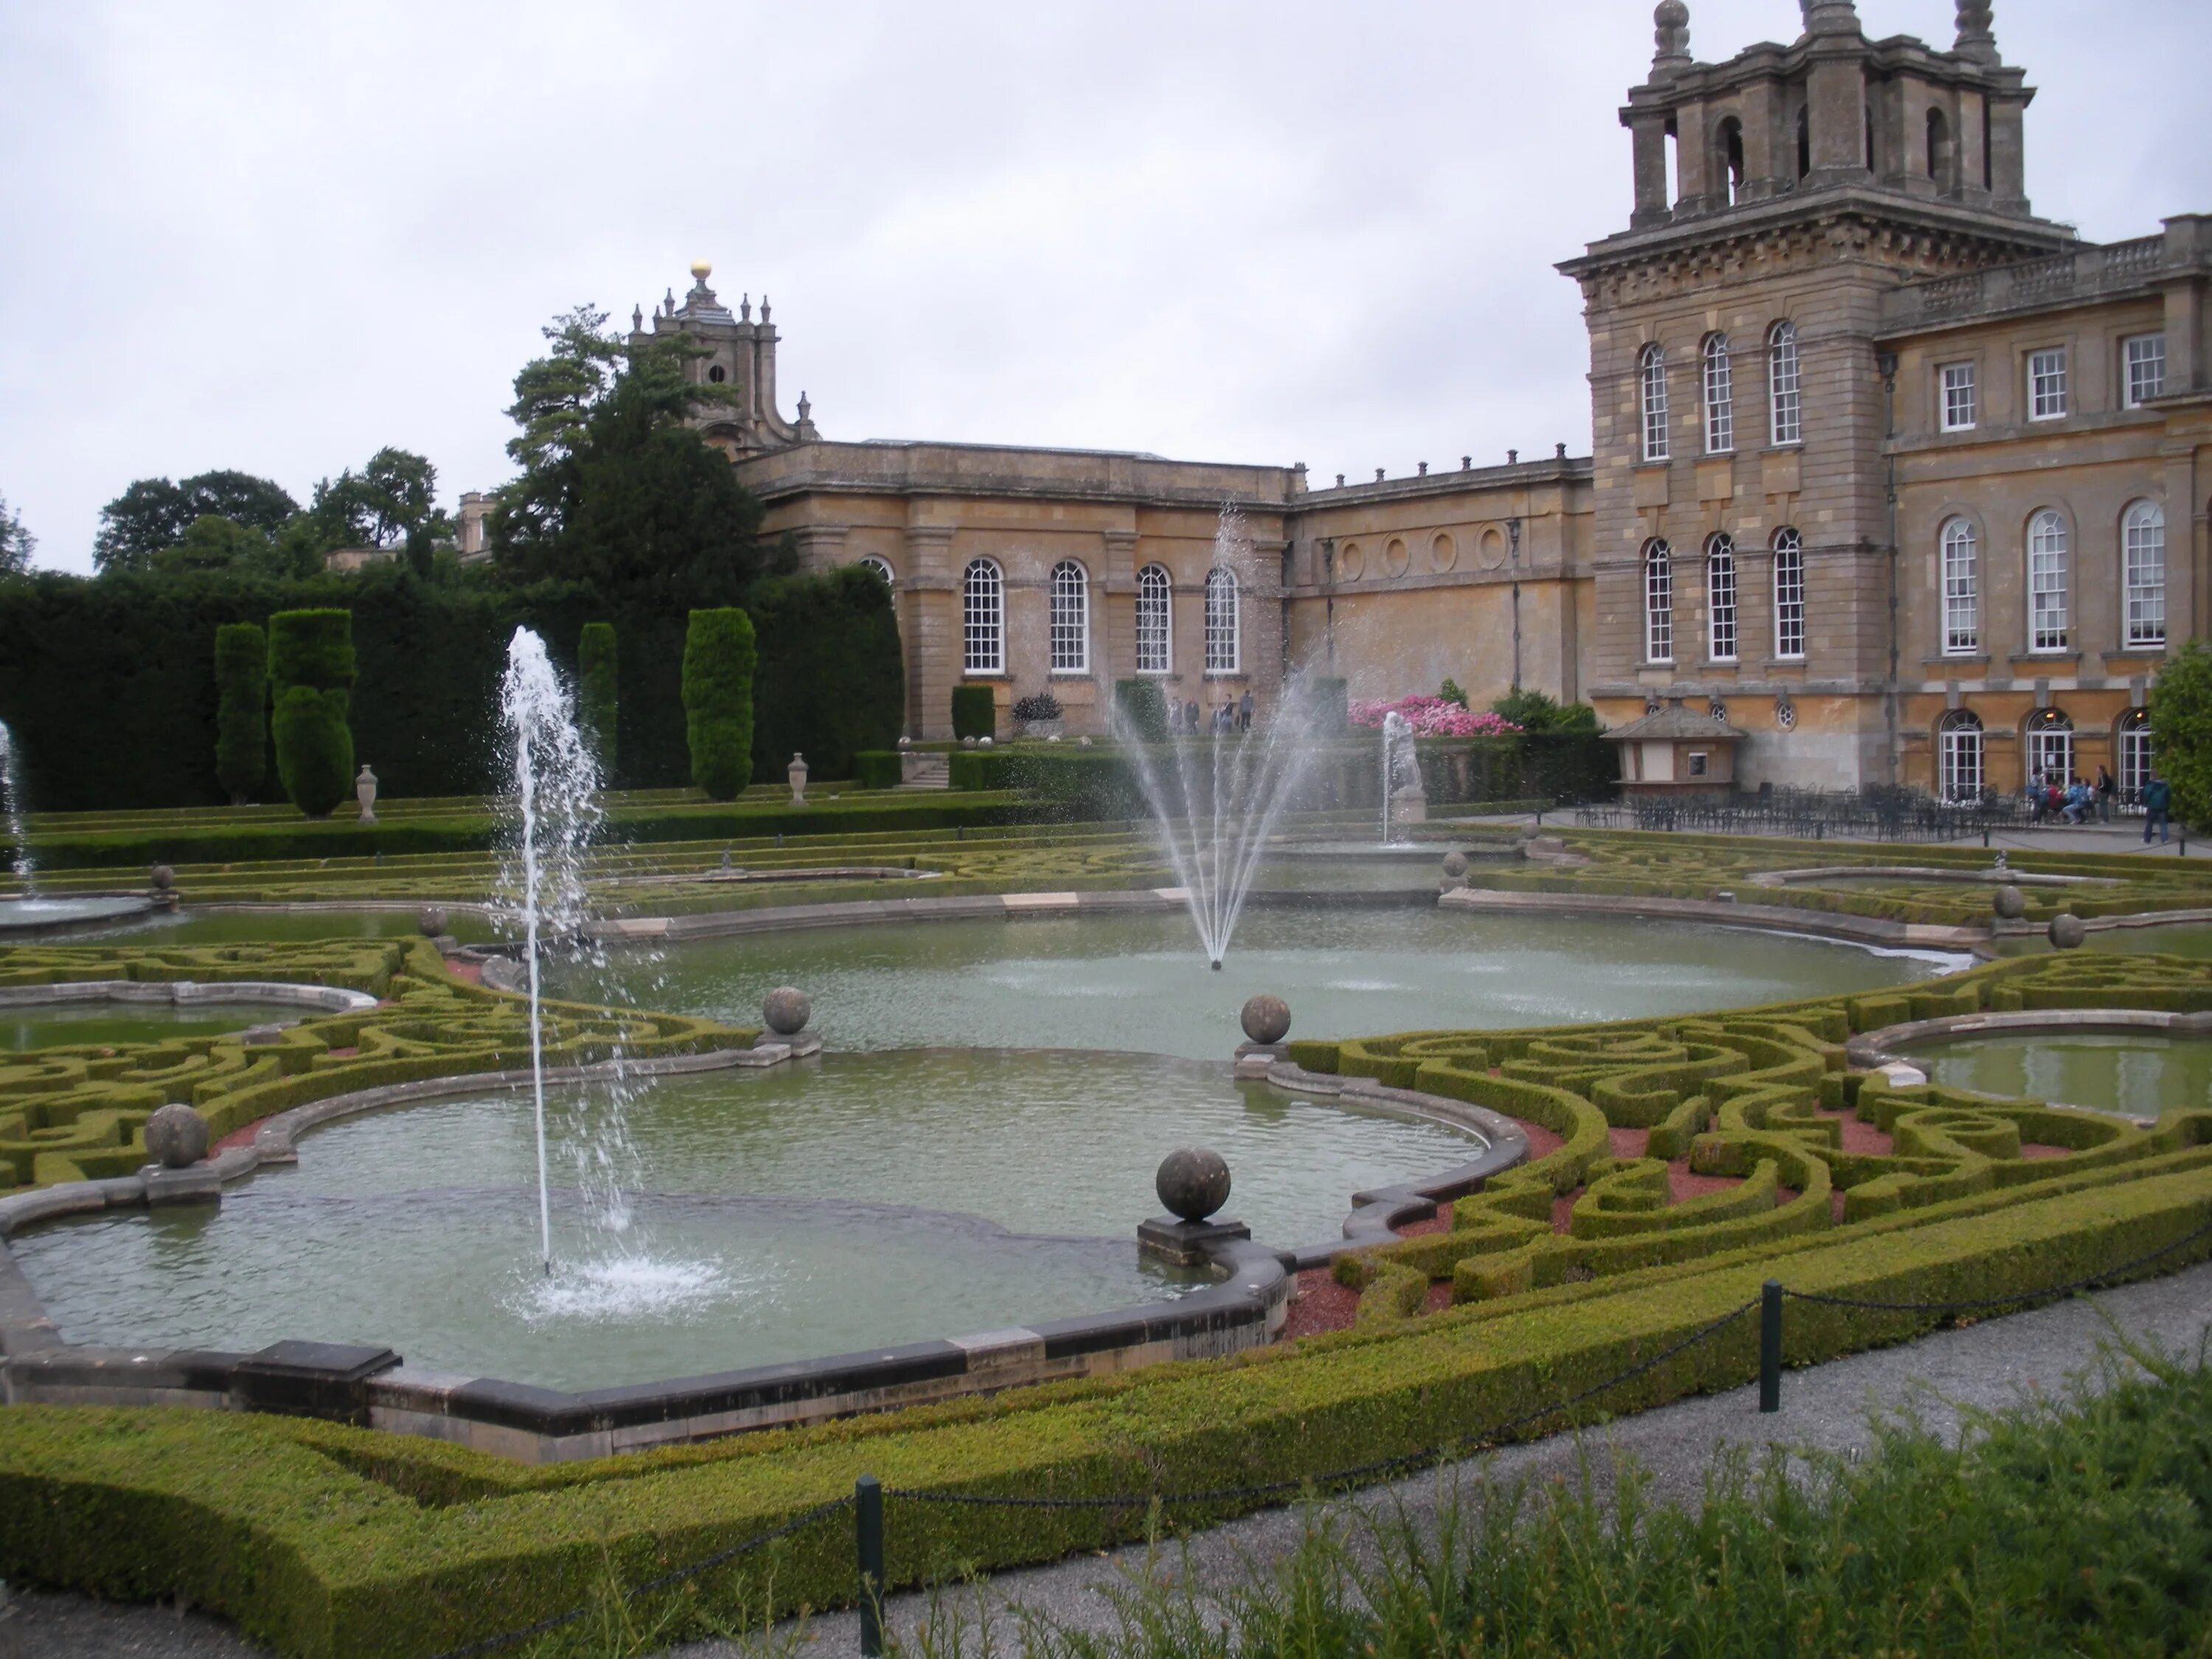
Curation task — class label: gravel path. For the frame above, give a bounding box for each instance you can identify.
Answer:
[8,1261,2212,1659]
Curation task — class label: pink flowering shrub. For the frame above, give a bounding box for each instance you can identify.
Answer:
[1347,695,1522,738]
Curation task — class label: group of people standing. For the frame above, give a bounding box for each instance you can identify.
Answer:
[1168,690,1256,736]
[2024,766,2174,844]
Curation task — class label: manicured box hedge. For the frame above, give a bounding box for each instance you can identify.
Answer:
[950,684,996,740]
[852,750,902,790]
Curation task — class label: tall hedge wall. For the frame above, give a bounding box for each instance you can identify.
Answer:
[0,568,901,810]
[747,564,902,782]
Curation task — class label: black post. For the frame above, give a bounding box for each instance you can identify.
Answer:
[856,1475,885,1658]
[1982,824,1989,849]
[1759,1280,1783,1413]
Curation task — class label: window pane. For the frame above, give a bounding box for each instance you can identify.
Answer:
[2028,512,2067,650]
[1773,529,1804,658]
[1703,336,1733,454]
[1204,568,1239,672]
[1769,323,1801,445]
[2126,335,2167,407]
[1644,541,1673,663]
[2029,349,2068,420]
[1941,364,1976,431]
[2124,504,2166,647]
[1641,347,1670,462]
[1048,560,1088,672]
[1706,535,1737,660]
[1135,565,1172,674]
[962,559,1003,674]
[1941,520,1978,653]
[1941,720,1983,802]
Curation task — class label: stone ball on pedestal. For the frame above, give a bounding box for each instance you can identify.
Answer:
[1992,884,2027,920]
[1441,851,1469,878]
[2048,912,2087,950]
[149,864,175,892]
[417,905,449,937]
[1155,1147,1231,1223]
[1239,994,1292,1046]
[144,1103,209,1169]
[762,986,812,1035]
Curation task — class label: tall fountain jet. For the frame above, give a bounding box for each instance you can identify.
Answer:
[1114,509,1322,968]
[0,720,36,894]
[497,628,603,1273]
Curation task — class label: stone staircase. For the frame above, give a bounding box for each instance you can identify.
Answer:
[897,753,950,790]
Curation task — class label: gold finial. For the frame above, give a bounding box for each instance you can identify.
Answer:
[689,259,712,280]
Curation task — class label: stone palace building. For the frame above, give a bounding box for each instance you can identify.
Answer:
[592,0,2209,798]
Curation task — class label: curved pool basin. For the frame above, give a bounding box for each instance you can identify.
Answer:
[1906,1032,2212,1120]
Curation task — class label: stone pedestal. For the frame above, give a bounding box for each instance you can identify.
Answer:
[142,1164,223,1208]
[1137,1214,1250,1267]
[1232,1041,1286,1079]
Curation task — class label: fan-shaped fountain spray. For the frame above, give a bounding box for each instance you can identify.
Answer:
[497,628,603,1273]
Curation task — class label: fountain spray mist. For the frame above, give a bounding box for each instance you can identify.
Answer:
[497,628,603,1273]
[0,720,36,895]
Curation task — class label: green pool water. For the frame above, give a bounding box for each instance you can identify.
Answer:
[13,1050,1484,1389]
[1907,1033,2212,1119]
[89,908,501,946]
[563,905,1956,1060]
[0,1005,296,1051]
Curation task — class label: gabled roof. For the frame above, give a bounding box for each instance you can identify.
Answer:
[1607,703,1748,742]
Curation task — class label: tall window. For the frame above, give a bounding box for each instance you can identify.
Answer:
[2124,335,2167,408]
[2120,709,2153,803]
[961,557,1003,675]
[1639,344,1669,462]
[2124,500,2166,647]
[1705,534,1738,661]
[1644,540,1674,664]
[1940,518,1979,654]
[1702,334,1733,453]
[1048,559,1089,672]
[2028,510,2069,652]
[1941,363,1977,431]
[1772,528,1805,660]
[2025,709,2073,785]
[1203,567,1239,673]
[1135,563,1172,674]
[1767,321,1802,445]
[1938,711,1983,804]
[857,554,894,585]
[2028,348,2069,420]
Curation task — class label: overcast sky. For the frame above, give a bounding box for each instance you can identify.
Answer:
[3,1,2205,573]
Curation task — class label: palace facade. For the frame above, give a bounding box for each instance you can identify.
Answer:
[618,0,2211,799]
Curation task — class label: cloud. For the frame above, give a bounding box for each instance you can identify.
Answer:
[0,0,2203,571]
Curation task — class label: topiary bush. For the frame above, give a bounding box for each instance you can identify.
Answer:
[211,622,267,806]
[682,608,756,801]
[267,609,355,817]
[577,621,618,780]
[1111,678,1167,743]
[748,566,904,782]
[853,750,902,790]
[951,684,996,740]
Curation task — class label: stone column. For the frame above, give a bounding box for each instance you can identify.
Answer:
[903,524,957,740]
[790,525,847,574]
[1630,114,1672,228]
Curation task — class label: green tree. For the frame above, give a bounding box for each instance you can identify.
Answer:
[2150,640,2212,830]
[1491,686,1602,736]
[577,622,619,779]
[95,472,299,573]
[212,622,268,805]
[490,306,783,605]
[153,515,271,576]
[0,495,33,576]
[310,448,446,551]
[268,609,356,817]
[681,608,755,801]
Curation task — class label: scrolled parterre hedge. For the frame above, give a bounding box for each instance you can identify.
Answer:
[1,950,2211,1655]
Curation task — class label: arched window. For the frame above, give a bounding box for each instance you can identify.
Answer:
[1639,344,1669,462]
[1048,559,1089,673]
[856,554,894,585]
[1702,334,1733,453]
[1644,540,1674,664]
[2025,706,2074,787]
[2028,509,2069,653]
[1135,563,1172,675]
[1795,105,1811,179]
[1767,321,1801,445]
[1203,567,1239,673]
[1940,518,1979,654]
[1706,534,1738,661]
[2119,708,2154,803]
[1772,527,1805,660]
[961,557,1003,675]
[1925,106,1952,184]
[2124,501,2166,647]
[1715,116,1745,205]
[1938,710,1984,804]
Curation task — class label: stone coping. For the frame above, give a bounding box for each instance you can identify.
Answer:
[1749,864,2118,889]
[1437,883,1989,959]
[1991,907,2212,940]
[0,979,378,1013]
[0,895,159,937]
[0,1038,1543,1461]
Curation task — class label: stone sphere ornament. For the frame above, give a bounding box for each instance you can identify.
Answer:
[417,905,449,936]
[144,1103,209,1169]
[1155,1147,1231,1223]
[1441,851,1469,878]
[762,986,812,1035]
[1239,993,1292,1046]
[2048,912,2087,950]
[1992,884,2027,920]
[149,864,175,891]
